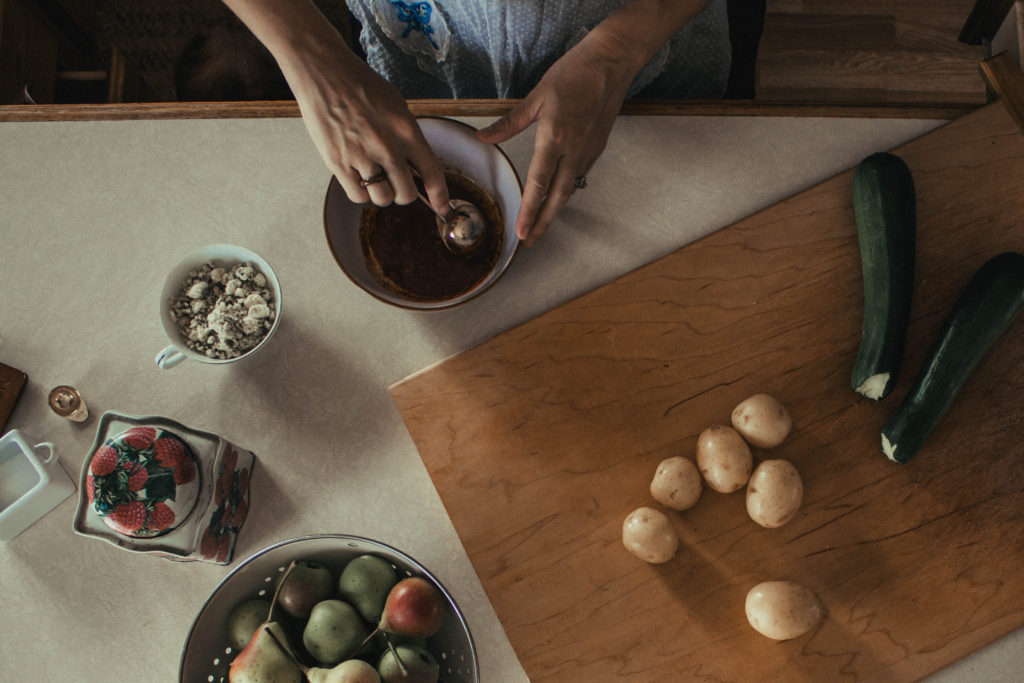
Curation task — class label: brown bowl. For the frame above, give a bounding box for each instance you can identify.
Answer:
[324,117,522,310]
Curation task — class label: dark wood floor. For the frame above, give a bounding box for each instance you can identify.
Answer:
[756,0,990,106]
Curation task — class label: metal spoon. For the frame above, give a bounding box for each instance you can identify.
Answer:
[410,174,486,255]
[437,199,486,255]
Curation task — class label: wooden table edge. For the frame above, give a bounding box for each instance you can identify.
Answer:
[0,99,980,123]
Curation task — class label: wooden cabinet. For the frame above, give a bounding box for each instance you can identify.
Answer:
[0,0,62,103]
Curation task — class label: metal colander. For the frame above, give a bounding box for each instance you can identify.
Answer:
[179,534,478,682]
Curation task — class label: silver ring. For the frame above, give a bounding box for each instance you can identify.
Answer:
[573,175,588,190]
[359,171,388,188]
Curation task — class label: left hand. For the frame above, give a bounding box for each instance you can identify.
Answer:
[475,31,637,246]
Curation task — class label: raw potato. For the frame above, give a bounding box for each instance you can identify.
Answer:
[696,425,753,493]
[746,459,803,528]
[745,580,823,640]
[650,456,703,511]
[622,507,679,564]
[731,394,792,449]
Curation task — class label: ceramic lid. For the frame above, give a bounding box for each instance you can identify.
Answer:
[86,426,200,538]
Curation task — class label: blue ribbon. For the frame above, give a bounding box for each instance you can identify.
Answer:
[390,1,439,49]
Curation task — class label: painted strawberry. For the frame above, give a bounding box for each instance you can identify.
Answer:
[149,502,176,531]
[121,427,157,450]
[86,475,96,503]
[199,528,219,560]
[109,500,147,535]
[89,446,120,476]
[153,437,196,484]
[125,463,148,491]
[172,454,196,485]
[153,436,185,466]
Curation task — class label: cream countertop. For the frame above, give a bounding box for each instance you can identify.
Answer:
[0,113,1020,681]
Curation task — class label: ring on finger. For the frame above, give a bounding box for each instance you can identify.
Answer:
[573,175,589,190]
[359,171,388,188]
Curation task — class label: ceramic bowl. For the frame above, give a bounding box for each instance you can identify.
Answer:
[156,244,282,369]
[324,117,522,310]
[180,534,479,682]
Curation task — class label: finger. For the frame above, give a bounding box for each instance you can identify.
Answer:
[524,160,578,247]
[407,149,449,215]
[335,166,372,205]
[383,161,417,206]
[356,165,395,207]
[515,142,561,244]
[476,98,539,144]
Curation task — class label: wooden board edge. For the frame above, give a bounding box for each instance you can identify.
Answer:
[980,51,1024,133]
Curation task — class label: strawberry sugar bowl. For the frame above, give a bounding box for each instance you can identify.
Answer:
[73,411,255,565]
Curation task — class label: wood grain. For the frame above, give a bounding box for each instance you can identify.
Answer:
[0,99,978,122]
[759,1,989,106]
[390,101,1024,681]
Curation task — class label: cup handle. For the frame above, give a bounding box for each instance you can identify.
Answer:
[34,442,55,465]
[156,345,187,369]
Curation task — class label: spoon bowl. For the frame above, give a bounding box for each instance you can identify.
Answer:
[437,199,486,255]
[412,182,487,255]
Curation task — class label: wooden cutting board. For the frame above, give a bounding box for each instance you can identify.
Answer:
[391,95,1024,681]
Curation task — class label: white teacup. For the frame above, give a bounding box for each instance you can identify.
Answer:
[156,244,282,369]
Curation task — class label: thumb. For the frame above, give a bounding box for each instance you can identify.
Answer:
[476,99,538,144]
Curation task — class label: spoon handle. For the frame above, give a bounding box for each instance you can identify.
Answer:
[410,171,455,223]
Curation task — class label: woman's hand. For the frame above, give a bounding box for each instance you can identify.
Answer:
[475,30,637,247]
[283,41,450,214]
[476,0,713,247]
[223,0,449,215]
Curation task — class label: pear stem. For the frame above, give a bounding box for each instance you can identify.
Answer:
[350,625,381,659]
[262,626,311,675]
[267,560,298,624]
[381,632,409,677]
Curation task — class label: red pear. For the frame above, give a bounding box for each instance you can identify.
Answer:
[380,577,444,639]
[347,576,446,672]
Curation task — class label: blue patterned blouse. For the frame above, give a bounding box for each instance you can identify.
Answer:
[344,0,731,99]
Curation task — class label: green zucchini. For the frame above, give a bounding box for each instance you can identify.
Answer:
[882,252,1024,464]
[850,152,917,400]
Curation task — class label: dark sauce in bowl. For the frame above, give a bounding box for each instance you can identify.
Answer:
[359,170,504,303]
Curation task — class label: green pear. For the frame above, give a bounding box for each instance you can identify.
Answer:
[377,644,439,683]
[277,560,334,619]
[338,555,398,623]
[226,598,272,650]
[256,623,379,683]
[228,623,302,683]
[228,561,302,683]
[303,599,370,665]
[306,659,381,683]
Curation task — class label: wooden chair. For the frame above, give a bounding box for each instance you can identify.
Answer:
[724,0,766,99]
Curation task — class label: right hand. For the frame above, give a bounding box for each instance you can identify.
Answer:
[279,35,450,215]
